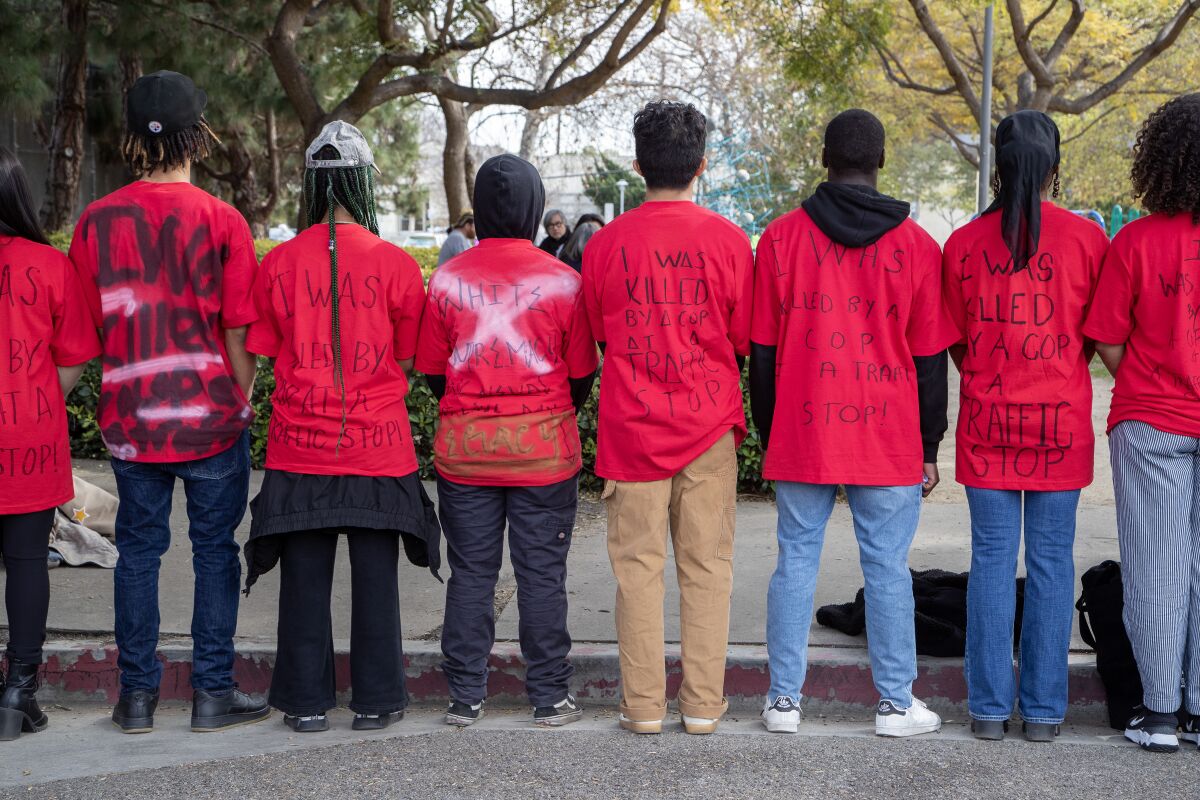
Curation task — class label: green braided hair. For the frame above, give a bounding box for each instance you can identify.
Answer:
[302,145,380,455]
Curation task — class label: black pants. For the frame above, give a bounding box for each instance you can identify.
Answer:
[1,509,54,664]
[270,528,405,716]
[437,473,578,707]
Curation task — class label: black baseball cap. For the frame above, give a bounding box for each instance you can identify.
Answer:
[126,71,207,137]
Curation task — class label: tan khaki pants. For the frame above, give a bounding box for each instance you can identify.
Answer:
[603,431,736,720]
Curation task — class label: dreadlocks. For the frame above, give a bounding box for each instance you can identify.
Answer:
[302,145,380,455]
[121,117,219,177]
[1131,93,1200,222]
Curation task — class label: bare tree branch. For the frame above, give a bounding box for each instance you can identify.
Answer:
[1025,0,1059,39]
[906,0,981,119]
[874,45,956,96]
[266,0,325,131]
[930,111,980,169]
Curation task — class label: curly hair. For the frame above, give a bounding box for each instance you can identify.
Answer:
[632,101,707,189]
[121,117,219,177]
[1131,93,1200,221]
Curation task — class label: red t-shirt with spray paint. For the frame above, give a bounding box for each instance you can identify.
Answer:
[0,236,102,513]
[1083,212,1200,437]
[751,209,958,485]
[415,238,598,486]
[581,201,753,482]
[248,223,426,476]
[942,203,1108,490]
[69,181,258,463]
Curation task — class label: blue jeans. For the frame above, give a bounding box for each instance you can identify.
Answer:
[111,430,250,694]
[964,487,1080,724]
[767,481,922,707]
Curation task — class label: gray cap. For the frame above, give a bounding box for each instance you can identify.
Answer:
[305,120,380,173]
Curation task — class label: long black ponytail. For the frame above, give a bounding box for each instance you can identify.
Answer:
[0,146,49,245]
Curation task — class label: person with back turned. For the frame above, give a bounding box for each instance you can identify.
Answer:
[752,109,957,737]
[69,71,267,734]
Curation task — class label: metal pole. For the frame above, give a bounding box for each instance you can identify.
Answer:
[977,3,995,213]
[616,179,628,214]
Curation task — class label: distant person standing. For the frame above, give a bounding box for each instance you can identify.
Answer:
[1084,93,1200,755]
[69,71,268,734]
[558,217,603,272]
[0,147,101,741]
[582,101,753,736]
[538,209,570,255]
[942,111,1108,743]
[437,212,475,265]
[752,109,956,738]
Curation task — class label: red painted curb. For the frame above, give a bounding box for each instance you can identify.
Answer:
[37,641,1109,720]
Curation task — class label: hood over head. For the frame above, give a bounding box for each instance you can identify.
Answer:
[473,154,545,241]
[801,182,911,248]
[983,109,1060,270]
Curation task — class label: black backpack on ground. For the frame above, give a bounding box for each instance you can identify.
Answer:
[1077,560,1143,730]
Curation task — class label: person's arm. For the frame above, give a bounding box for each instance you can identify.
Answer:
[425,373,447,400]
[225,326,256,398]
[397,357,415,376]
[1095,342,1125,376]
[57,363,88,395]
[749,342,777,451]
[569,371,596,412]
[914,349,949,498]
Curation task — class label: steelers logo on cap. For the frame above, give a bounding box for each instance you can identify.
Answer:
[148,121,163,134]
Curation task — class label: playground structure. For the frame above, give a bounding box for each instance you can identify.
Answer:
[697,129,776,237]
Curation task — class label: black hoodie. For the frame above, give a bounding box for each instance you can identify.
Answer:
[473,153,545,241]
[750,181,949,466]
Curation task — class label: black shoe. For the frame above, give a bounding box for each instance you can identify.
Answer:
[1124,705,1179,753]
[1180,713,1200,747]
[191,688,271,732]
[1022,722,1059,743]
[970,719,1007,741]
[0,661,48,741]
[353,710,404,731]
[283,713,329,733]
[533,695,583,727]
[111,689,159,734]
[445,699,484,727]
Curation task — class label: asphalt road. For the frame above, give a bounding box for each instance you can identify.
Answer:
[3,707,1195,800]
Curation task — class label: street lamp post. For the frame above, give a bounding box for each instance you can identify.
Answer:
[616,179,628,215]
[977,3,995,213]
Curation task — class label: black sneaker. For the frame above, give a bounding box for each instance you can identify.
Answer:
[112,689,159,734]
[283,713,328,733]
[445,699,484,727]
[1179,713,1200,747]
[353,710,404,731]
[533,695,583,727]
[191,688,271,732]
[1124,706,1179,753]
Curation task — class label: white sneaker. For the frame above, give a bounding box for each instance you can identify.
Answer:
[875,697,942,737]
[618,714,663,735]
[682,714,719,735]
[762,696,802,733]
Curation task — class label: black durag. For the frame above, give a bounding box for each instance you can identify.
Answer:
[983,110,1060,270]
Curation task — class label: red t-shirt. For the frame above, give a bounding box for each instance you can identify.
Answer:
[1,236,101,513]
[69,181,258,462]
[247,224,425,477]
[581,202,752,481]
[943,203,1109,489]
[1083,213,1200,437]
[415,238,598,486]
[752,209,958,485]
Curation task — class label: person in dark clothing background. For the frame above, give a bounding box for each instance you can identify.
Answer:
[416,154,598,729]
[751,109,956,738]
[538,209,570,255]
[558,215,604,272]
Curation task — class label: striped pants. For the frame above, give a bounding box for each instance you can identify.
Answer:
[1111,420,1200,714]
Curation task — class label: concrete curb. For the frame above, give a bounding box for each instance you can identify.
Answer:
[37,640,1111,724]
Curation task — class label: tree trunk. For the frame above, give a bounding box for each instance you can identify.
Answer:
[42,0,89,232]
[519,108,547,160]
[118,51,142,126]
[439,96,470,222]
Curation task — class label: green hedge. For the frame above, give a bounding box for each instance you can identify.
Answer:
[67,361,771,493]
[254,239,439,280]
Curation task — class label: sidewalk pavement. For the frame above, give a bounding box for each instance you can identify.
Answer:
[3,375,1122,719]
